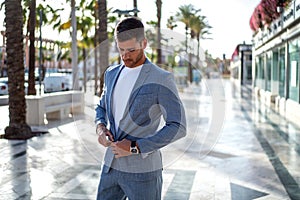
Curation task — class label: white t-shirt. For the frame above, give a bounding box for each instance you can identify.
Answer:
[112,65,143,132]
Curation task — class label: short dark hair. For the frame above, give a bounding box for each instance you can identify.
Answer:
[114,17,145,42]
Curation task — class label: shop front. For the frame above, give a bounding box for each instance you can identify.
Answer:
[252,0,300,125]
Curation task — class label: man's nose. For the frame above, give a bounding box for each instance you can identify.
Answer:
[121,50,130,58]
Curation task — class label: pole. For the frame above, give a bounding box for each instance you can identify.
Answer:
[38,10,43,95]
[71,0,78,90]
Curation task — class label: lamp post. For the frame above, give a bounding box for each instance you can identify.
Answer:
[112,8,140,18]
[38,10,43,95]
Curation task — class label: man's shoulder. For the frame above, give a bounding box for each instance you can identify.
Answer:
[144,60,170,76]
[106,64,122,72]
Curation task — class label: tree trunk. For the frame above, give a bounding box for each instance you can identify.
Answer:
[71,0,79,90]
[156,0,162,65]
[83,48,87,92]
[28,0,37,95]
[98,0,108,96]
[197,36,200,66]
[188,52,193,83]
[94,3,99,95]
[4,0,32,140]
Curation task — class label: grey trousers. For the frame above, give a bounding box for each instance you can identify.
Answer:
[96,166,163,200]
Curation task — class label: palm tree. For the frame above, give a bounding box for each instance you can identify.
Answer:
[22,1,70,95]
[176,4,199,83]
[176,4,198,53]
[23,1,61,95]
[94,1,99,95]
[27,0,37,95]
[166,16,177,30]
[145,29,157,62]
[190,14,212,66]
[77,12,95,92]
[60,0,96,92]
[4,0,33,139]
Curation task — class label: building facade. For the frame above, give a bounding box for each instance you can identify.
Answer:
[252,0,300,124]
[230,43,253,86]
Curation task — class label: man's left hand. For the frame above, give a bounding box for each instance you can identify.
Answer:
[110,139,131,158]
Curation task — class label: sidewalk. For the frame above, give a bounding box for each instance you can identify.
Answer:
[1,79,300,199]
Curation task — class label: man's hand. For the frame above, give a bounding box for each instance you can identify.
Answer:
[110,139,131,158]
[96,124,114,147]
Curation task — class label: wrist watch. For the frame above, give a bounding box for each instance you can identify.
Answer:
[130,141,139,154]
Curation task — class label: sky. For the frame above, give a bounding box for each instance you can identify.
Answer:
[115,0,261,59]
[0,0,261,59]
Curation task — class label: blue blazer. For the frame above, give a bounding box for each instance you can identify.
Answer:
[95,58,186,173]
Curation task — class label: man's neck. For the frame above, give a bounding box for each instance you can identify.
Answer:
[135,55,146,67]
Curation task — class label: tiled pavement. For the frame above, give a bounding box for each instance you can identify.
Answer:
[1,79,300,200]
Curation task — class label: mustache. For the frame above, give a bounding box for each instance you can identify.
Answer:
[123,59,133,62]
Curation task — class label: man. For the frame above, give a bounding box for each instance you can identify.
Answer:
[95,17,186,200]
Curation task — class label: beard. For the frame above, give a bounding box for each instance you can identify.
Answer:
[122,49,144,68]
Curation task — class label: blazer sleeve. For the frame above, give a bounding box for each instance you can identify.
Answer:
[137,73,187,153]
[95,72,108,126]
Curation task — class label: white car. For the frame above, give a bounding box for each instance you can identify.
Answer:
[43,73,72,93]
[0,77,8,95]
[0,77,29,95]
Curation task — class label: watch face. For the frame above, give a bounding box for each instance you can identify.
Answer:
[131,147,138,154]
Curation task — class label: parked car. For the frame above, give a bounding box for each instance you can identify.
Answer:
[0,77,28,95]
[63,74,83,91]
[24,68,42,82]
[43,73,72,93]
[0,77,8,95]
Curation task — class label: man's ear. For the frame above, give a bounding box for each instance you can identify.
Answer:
[142,38,147,49]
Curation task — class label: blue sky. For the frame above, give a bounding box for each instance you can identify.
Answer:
[0,0,261,59]
[107,0,261,58]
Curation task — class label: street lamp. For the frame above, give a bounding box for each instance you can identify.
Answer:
[38,10,43,95]
[112,8,140,18]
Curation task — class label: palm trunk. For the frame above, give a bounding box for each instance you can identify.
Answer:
[71,0,79,90]
[4,0,32,139]
[197,36,200,66]
[98,0,108,96]
[156,0,162,65]
[83,48,87,92]
[28,0,37,95]
[94,4,99,95]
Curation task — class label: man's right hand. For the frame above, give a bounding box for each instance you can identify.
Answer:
[96,124,114,147]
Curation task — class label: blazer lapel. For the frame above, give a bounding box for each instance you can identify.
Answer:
[107,65,124,136]
[128,60,151,105]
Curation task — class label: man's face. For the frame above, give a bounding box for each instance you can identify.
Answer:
[117,38,146,68]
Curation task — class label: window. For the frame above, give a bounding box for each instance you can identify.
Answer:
[288,39,299,102]
[266,51,272,91]
[279,47,285,97]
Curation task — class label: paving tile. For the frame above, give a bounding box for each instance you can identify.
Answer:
[1,80,299,199]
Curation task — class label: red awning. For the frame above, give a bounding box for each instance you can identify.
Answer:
[231,45,240,61]
[249,0,280,32]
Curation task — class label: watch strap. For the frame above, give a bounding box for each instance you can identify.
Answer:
[131,141,136,147]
